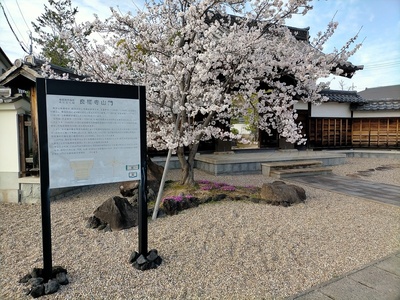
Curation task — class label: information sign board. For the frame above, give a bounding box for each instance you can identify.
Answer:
[46,95,141,188]
[36,79,148,280]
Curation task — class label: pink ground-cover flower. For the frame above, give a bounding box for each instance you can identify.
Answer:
[220,185,236,191]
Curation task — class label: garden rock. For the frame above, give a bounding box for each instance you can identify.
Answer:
[19,266,68,298]
[130,249,162,271]
[260,181,306,206]
[56,272,69,285]
[19,274,32,284]
[119,157,164,197]
[93,196,138,231]
[86,215,103,229]
[44,279,59,295]
[162,196,200,215]
[31,267,43,279]
[30,284,44,298]
[119,181,139,197]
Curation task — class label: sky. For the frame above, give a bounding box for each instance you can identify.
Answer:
[0,0,399,92]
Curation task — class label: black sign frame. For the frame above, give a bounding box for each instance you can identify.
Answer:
[36,78,148,280]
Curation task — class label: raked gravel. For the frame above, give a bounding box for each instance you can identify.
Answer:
[0,157,399,299]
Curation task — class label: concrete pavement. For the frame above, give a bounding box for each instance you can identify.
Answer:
[289,174,400,207]
[288,251,400,300]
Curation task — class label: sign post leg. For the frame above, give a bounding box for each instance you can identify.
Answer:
[138,85,148,256]
[40,186,53,281]
[138,174,148,255]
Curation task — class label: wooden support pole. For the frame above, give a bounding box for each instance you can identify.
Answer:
[30,86,39,168]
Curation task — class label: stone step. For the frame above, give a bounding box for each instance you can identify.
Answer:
[270,166,333,179]
[262,160,323,176]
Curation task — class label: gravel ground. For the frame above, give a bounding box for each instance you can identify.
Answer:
[0,157,399,299]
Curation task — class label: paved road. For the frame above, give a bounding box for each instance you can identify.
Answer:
[289,174,400,207]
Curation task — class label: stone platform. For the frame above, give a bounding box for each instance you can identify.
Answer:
[193,150,346,175]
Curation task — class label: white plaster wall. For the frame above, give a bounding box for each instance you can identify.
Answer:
[0,99,30,173]
[294,101,308,110]
[311,102,351,118]
[353,111,400,118]
[0,99,31,203]
[0,111,19,172]
[0,112,20,203]
[0,172,19,203]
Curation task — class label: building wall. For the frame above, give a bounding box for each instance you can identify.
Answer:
[352,118,399,148]
[0,111,19,172]
[294,101,308,110]
[0,99,30,203]
[311,102,351,118]
[0,58,11,74]
[353,111,400,118]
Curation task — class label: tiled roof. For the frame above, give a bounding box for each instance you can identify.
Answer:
[206,13,310,41]
[286,26,310,41]
[358,85,400,100]
[0,55,85,88]
[352,100,400,111]
[0,93,28,104]
[320,90,367,103]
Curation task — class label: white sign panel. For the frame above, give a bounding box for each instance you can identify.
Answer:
[46,95,141,188]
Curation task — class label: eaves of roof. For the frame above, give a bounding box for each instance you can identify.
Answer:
[0,93,28,102]
[0,65,40,86]
[0,56,85,88]
[320,89,367,103]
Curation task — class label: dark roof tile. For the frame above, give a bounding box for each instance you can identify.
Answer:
[320,89,367,103]
[0,93,29,104]
[353,100,400,111]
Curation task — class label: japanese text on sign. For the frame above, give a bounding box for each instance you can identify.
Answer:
[46,95,141,188]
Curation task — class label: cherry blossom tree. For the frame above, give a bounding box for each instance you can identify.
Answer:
[63,0,362,185]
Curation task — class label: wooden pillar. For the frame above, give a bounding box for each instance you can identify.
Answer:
[30,86,39,168]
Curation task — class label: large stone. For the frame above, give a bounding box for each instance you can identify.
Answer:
[44,279,60,295]
[31,268,43,278]
[51,266,68,277]
[30,284,44,298]
[119,181,139,197]
[130,249,162,271]
[86,215,102,229]
[55,272,69,285]
[260,181,306,206]
[129,251,140,264]
[146,157,164,190]
[119,157,164,197]
[19,273,32,284]
[93,196,138,231]
[29,277,44,286]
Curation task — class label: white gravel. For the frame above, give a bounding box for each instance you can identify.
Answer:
[0,157,399,299]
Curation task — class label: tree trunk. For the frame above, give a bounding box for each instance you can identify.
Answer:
[181,160,195,186]
[177,144,199,186]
